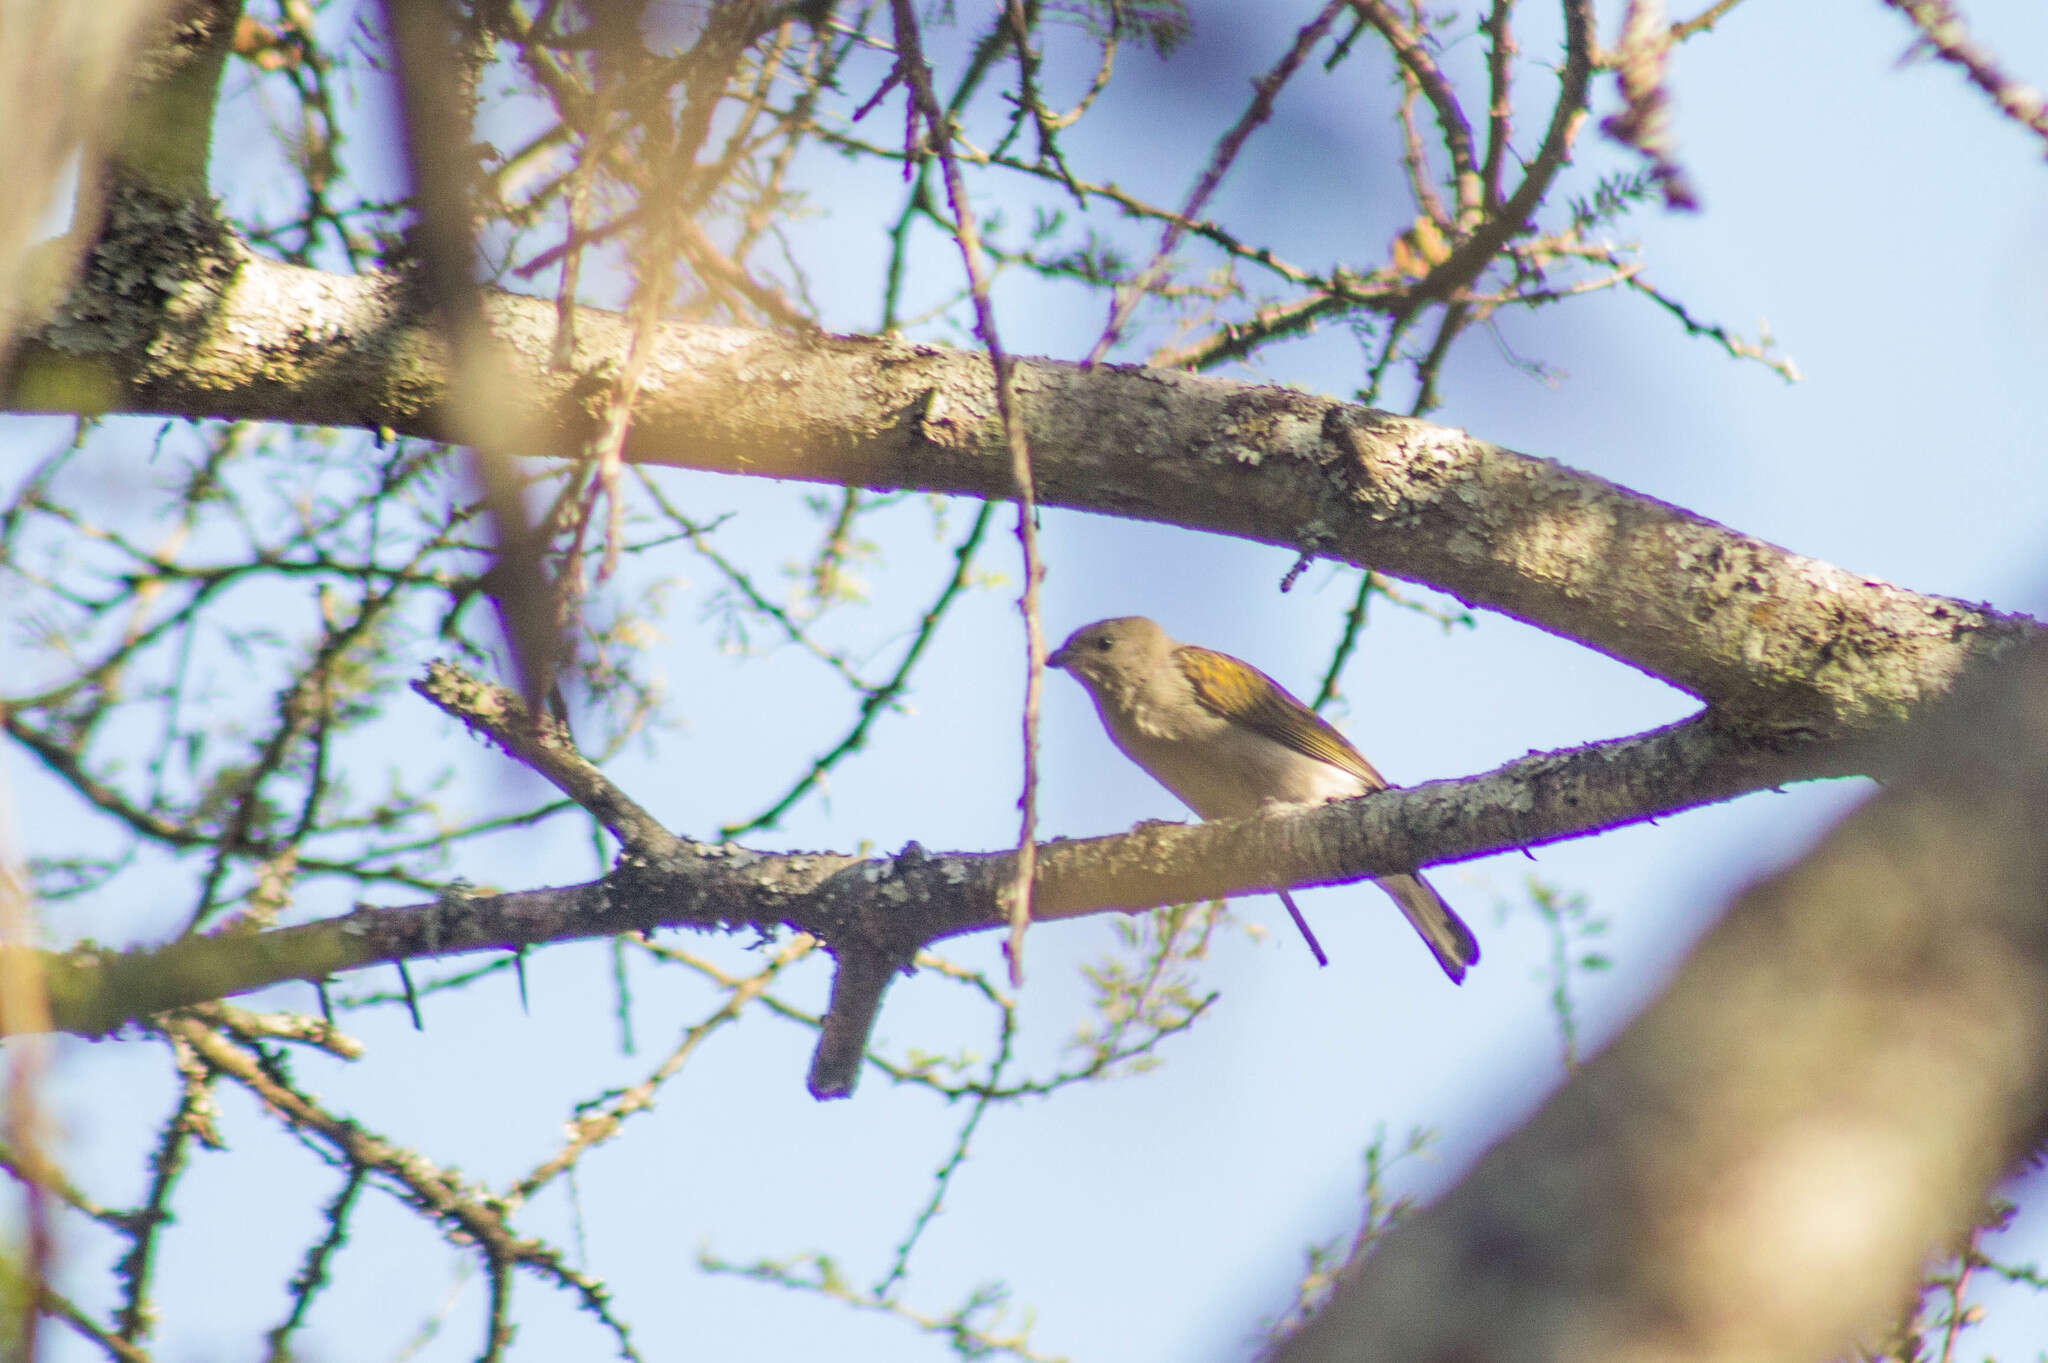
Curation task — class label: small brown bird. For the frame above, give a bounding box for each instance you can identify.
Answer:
[1048,616,1479,982]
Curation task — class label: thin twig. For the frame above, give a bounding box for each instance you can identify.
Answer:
[1880,0,2048,158]
[1348,0,1483,221]
[1083,1,1345,365]
[888,0,1046,987]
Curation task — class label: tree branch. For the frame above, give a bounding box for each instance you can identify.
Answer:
[1880,0,2048,158]
[8,221,2033,734]
[414,661,685,859]
[1273,634,2048,1363]
[7,673,1854,1046]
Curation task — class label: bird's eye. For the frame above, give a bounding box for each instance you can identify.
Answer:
[1094,637,1113,651]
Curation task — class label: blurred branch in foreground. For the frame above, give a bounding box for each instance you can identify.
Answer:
[1276,633,2048,1363]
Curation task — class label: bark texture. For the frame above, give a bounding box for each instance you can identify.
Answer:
[10,681,1845,1041]
[10,222,2034,736]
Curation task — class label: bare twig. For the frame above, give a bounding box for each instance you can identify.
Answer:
[1348,0,1483,221]
[1881,0,2048,156]
[888,0,1046,987]
[1083,1,1345,366]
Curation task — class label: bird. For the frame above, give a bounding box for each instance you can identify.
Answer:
[1047,615,1479,982]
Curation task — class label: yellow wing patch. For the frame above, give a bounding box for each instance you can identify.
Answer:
[1174,645,1387,790]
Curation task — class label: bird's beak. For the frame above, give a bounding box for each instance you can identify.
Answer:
[1046,642,1074,670]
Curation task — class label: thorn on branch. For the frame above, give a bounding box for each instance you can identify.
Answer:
[1277,889,1331,967]
[1279,550,1314,594]
[395,960,422,1030]
[853,58,906,124]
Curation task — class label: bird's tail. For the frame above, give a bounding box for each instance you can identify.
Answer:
[1375,873,1481,984]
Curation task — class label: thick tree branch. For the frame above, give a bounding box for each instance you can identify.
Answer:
[6,687,1851,1044]
[7,227,2033,733]
[1274,635,2048,1363]
[418,658,894,1096]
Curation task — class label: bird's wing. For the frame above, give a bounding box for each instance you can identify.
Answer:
[1174,645,1389,791]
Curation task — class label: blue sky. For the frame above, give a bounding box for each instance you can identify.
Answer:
[9,1,2048,1360]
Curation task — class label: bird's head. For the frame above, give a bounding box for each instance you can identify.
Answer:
[1047,616,1173,699]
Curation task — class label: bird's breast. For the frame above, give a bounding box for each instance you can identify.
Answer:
[1098,694,1366,821]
